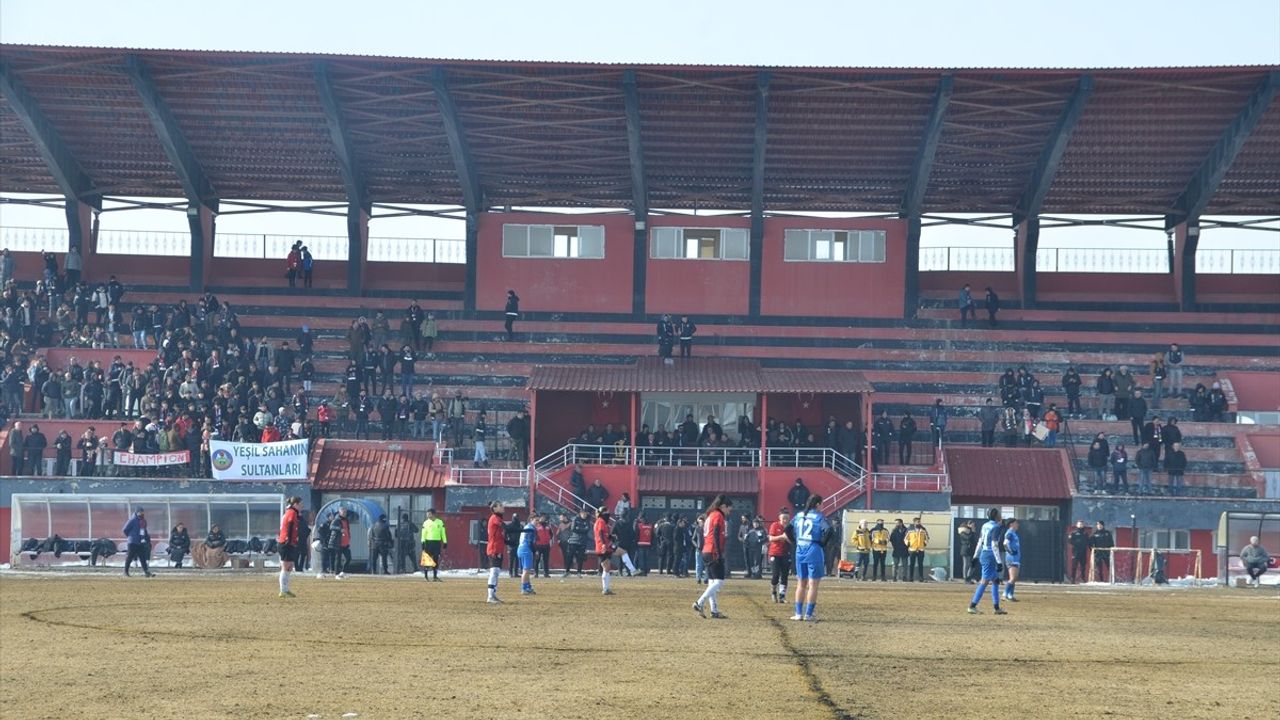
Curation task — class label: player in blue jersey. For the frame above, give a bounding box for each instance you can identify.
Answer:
[790,495,829,622]
[1002,518,1021,602]
[968,507,1008,615]
[518,516,537,595]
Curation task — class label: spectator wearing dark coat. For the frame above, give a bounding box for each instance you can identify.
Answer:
[121,508,153,577]
[787,478,810,512]
[1164,442,1188,496]
[586,480,609,512]
[368,514,394,575]
[25,424,48,476]
[168,523,191,568]
[978,399,1000,448]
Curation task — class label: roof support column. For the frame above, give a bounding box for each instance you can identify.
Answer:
[623,70,649,317]
[1015,216,1040,308]
[64,198,95,284]
[748,71,771,319]
[432,67,483,312]
[188,202,215,292]
[1172,218,1201,311]
[903,215,922,319]
[901,75,953,319]
[347,203,369,296]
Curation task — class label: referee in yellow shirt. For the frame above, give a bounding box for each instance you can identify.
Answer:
[905,517,930,582]
[420,508,447,582]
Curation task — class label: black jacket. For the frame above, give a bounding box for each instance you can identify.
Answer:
[1068,528,1090,558]
[787,482,810,508]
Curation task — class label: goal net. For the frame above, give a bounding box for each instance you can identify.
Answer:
[1090,547,1202,585]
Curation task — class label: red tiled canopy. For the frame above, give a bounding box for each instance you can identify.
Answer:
[528,357,872,394]
[945,447,1073,503]
[638,467,758,495]
[310,440,447,491]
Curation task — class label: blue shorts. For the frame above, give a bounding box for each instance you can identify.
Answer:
[518,549,534,571]
[796,550,825,580]
[979,552,1000,580]
[1005,556,1021,568]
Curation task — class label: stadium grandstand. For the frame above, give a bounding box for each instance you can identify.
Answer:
[0,45,1278,578]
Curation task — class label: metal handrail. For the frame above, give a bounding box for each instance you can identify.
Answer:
[764,447,869,482]
[450,467,528,487]
[869,472,949,492]
[633,445,759,467]
[531,467,592,511]
[433,447,453,466]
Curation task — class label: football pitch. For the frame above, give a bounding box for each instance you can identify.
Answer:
[1,571,1275,720]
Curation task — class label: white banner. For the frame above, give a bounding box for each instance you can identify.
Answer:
[209,439,309,481]
[114,450,190,467]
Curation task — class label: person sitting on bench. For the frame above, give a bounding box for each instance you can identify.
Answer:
[1240,536,1271,587]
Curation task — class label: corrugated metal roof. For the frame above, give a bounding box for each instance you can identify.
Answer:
[945,447,1073,502]
[638,467,758,495]
[1,45,1275,214]
[311,440,447,491]
[529,357,871,394]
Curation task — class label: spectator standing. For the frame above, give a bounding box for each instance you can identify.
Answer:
[1097,368,1116,420]
[1062,365,1082,417]
[873,411,894,467]
[328,507,351,579]
[1149,352,1167,410]
[473,411,489,468]
[905,517,930,582]
[285,243,301,289]
[394,513,418,574]
[300,246,314,288]
[656,314,675,359]
[507,409,529,465]
[1001,407,1019,448]
[0,248,13,286]
[885,518,906,581]
[958,284,975,324]
[677,315,697,358]
[787,478,811,513]
[978,399,999,447]
[1110,444,1129,494]
[929,398,948,447]
[1086,439,1108,492]
[53,429,72,476]
[1135,442,1157,495]
[1113,366,1134,420]
[1207,382,1228,422]
[503,290,520,341]
[586,478,609,512]
[64,245,82,285]
[1091,521,1114,582]
[26,424,47,476]
[1165,442,1187,496]
[898,413,917,464]
[1042,404,1061,448]
[984,287,1000,327]
[870,519,890,581]
[1166,343,1185,397]
[1129,389,1148,444]
[1067,520,1091,583]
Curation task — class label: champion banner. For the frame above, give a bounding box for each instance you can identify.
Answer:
[209,439,309,481]
[114,450,190,467]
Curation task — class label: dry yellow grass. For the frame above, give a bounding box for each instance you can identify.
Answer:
[1,571,1276,720]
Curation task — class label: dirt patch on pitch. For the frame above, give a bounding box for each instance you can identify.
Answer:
[1,572,1276,719]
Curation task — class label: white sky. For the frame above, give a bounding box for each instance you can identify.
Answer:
[1,0,1278,248]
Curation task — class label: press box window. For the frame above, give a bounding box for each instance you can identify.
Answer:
[783,229,886,263]
[651,227,749,260]
[502,224,605,259]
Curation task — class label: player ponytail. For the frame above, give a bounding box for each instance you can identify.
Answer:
[804,495,823,513]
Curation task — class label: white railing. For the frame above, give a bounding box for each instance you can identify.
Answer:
[433,446,453,466]
[1197,248,1280,275]
[764,447,868,481]
[215,232,465,263]
[820,476,867,515]
[0,226,69,253]
[450,467,528,487]
[920,246,1014,272]
[633,445,760,467]
[531,467,592,511]
[869,472,950,492]
[1035,247,1168,273]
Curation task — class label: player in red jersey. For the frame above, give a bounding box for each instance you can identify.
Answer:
[692,495,733,619]
[594,507,617,595]
[277,496,302,598]
[767,507,792,604]
[485,502,506,604]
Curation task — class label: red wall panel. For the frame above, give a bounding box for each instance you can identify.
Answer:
[758,468,849,519]
[1037,272,1175,301]
[919,271,1019,300]
[1198,273,1280,298]
[760,217,906,318]
[645,215,750,316]
[476,212,635,314]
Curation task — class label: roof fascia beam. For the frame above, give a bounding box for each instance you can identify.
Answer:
[0,61,101,209]
[432,67,482,214]
[901,74,954,218]
[1014,74,1093,224]
[314,60,369,211]
[125,55,217,209]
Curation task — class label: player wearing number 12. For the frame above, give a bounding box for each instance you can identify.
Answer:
[791,495,829,622]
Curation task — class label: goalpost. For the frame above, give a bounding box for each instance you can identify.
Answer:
[1089,547,1202,585]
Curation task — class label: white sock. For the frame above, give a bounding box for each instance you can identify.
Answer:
[602,570,611,592]
[621,553,636,573]
[779,584,786,599]
[279,570,287,593]
[488,567,500,598]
